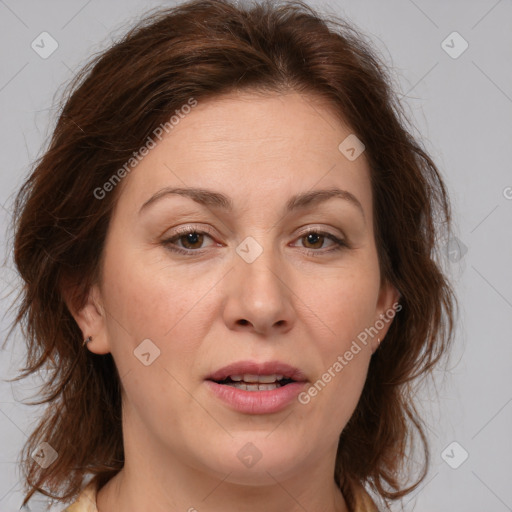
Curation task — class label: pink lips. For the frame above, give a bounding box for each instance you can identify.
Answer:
[205,360,308,415]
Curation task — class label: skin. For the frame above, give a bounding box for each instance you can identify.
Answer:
[70,90,400,512]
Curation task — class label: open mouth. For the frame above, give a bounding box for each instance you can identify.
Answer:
[211,374,297,391]
[205,363,307,413]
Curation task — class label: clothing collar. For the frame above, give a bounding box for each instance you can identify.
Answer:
[65,479,379,511]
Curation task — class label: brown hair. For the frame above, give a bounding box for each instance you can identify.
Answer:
[8,0,457,509]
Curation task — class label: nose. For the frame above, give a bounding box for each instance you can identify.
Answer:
[222,246,295,336]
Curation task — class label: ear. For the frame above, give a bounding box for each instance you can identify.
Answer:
[61,279,111,355]
[372,278,401,352]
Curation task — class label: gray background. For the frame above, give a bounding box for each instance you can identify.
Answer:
[0,0,511,511]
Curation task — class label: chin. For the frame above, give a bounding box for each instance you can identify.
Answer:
[198,440,307,485]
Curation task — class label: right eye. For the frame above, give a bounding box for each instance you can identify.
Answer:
[161,226,218,255]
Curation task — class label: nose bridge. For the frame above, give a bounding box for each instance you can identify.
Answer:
[223,233,294,334]
[235,234,285,300]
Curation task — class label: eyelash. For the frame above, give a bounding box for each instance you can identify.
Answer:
[161,226,348,257]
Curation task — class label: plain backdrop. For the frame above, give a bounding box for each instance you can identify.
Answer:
[0,1,511,511]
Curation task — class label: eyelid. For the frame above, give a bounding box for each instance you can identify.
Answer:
[171,224,216,236]
[294,225,345,239]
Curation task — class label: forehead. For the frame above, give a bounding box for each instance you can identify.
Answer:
[116,91,373,225]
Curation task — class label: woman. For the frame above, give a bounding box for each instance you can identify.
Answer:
[10,0,457,510]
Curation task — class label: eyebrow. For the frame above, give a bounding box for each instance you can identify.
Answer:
[139,186,365,221]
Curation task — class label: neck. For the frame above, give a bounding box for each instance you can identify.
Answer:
[97,469,349,512]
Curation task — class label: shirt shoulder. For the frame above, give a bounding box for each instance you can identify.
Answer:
[351,482,380,512]
[62,482,98,512]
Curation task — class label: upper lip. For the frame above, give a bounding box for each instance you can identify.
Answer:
[207,360,308,382]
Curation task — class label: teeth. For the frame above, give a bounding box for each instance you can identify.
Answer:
[228,373,284,383]
[225,382,282,391]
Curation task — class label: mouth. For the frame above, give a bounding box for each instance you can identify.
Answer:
[210,374,297,391]
[206,360,308,386]
[205,360,308,414]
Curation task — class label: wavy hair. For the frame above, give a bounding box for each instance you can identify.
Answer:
[7,0,457,509]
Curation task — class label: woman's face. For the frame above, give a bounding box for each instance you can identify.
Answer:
[79,91,399,485]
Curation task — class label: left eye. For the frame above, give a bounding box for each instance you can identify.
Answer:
[291,230,346,251]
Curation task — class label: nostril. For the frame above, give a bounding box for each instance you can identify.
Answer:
[238,319,249,326]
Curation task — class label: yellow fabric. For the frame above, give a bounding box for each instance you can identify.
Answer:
[63,482,98,511]
[64,480,378,511]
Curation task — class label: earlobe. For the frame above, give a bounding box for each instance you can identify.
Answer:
[62,282,111,355]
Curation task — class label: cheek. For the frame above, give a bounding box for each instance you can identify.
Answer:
[297,262,381,350]
[102,245,210,338]
[100,244,224,386]
[100,249,212,431]
[292,260,379,424]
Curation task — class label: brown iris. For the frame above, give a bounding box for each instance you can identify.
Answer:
[179,232,205,250]
[302,232,325,249]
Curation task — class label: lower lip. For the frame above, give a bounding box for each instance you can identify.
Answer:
[205,380,307,414]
